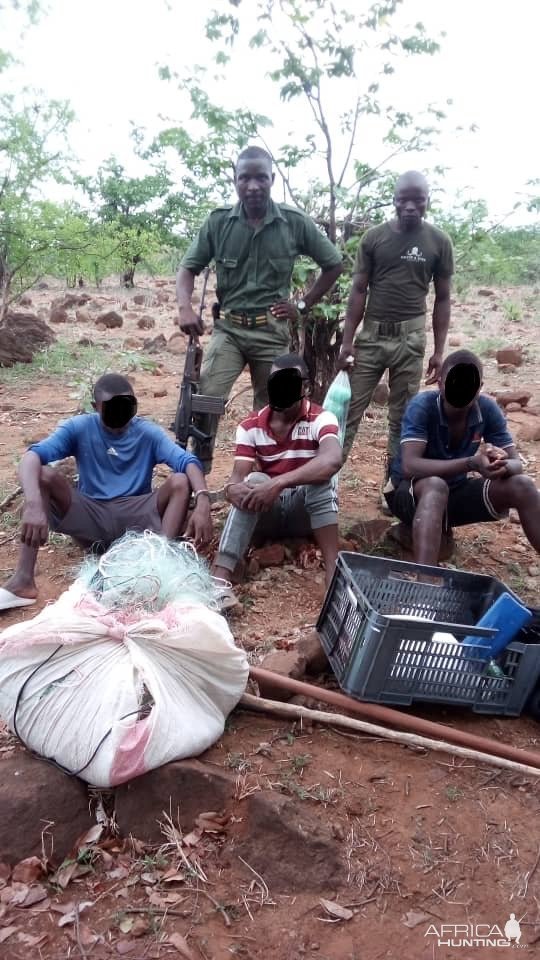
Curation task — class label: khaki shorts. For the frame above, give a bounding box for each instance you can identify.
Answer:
[50,489,162,549]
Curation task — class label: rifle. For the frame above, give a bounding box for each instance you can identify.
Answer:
[173,269,225,449]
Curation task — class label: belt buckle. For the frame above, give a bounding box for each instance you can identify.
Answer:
[380,321,396,338]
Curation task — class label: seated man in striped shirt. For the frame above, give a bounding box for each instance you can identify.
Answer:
[212,354,342,602]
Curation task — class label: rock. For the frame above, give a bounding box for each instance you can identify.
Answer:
[496,348,523,367]
[345,517,391,546]
[167,333,184,355]
[115,760,235,843]
[527,566,540,577]
[498,363,518,373]
[137,315,156,330]
[477,288,495,297]
[258,649,308,700]
[495,390,532,409]
[157,293,169,303]
[77,337,95,347]
[0,753,92,865]
[96,310,123,329]
[144,334,168,353]
[252,543,286,567]
[296,629,329,676]
[234,791,345,892]
[123,337,141,349]
[51,293,91,312]
[153,388,168,399]
[372,381,389,406]
[448,335,462,347]
[246,557,260,577]
[75,309,92,324]
[37,281,49,289]
[506,402,523,413]
[18,294,33,307]
[0,313,55,367]
[133,294,146,305]
[516,421,540,442]
[49,305,69,324]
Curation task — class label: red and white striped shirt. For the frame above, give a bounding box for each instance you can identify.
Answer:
[234,400,340,477]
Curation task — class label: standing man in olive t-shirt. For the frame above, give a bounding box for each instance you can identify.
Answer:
[176,145,343,473]
[338,171,454,472]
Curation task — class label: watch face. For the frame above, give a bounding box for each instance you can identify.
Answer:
[297,300,307,312]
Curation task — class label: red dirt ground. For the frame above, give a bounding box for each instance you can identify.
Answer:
[0,277,539,958]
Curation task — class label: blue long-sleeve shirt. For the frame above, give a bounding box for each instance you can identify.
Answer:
[30,414,202,500]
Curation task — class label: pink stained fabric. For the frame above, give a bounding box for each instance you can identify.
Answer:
[109,714,153,784]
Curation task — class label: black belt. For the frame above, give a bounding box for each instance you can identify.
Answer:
[227,311,268,328]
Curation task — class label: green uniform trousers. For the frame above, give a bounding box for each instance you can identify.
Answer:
[193,313,290,471]
[343,314,427,463]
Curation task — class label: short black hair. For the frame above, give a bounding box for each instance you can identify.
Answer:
[441,350,483,379]
[271,352,309,379]
[93,373,134,401]
[236,145,273,166]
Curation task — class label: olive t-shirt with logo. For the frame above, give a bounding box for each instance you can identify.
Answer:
[354,221,454,323]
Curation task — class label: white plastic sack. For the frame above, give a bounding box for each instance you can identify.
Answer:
[0,581,249,787]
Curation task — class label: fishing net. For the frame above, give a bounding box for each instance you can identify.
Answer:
[77,530,219,613]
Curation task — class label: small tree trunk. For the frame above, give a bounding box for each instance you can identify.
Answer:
[0,274,12,328]
[122,254,141,288]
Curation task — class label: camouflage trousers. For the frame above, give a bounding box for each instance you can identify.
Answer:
[343,314,427,463]
[192,313,289,472]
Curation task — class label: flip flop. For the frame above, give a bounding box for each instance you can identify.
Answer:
[0,588,37,612]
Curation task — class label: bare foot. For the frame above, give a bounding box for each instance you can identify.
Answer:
[1,576,38,600]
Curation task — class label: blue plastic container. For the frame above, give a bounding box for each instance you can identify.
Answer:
[463,592,533,658]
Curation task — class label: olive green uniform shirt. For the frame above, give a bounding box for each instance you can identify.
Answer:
[181,200,342,312]
[355,221,454,324]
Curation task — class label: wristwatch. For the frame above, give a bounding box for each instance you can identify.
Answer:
[295,299,309,316]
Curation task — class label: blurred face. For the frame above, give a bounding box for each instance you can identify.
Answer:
[235,157,274,216]
[394,181,429,231]
[267,366,306,412]
[440,363,481,412]
[94,392,137,432]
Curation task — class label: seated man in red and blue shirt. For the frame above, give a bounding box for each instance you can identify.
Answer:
[212,354,342,601]
[385,349,540,565]
[0,373,212,611]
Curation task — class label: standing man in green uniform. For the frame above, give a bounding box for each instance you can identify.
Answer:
[176,145,343,472]
[338,171,454,482]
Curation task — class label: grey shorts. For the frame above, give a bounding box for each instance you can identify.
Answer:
[50,489,162,549]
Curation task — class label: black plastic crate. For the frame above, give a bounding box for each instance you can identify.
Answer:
[317,553,540,716]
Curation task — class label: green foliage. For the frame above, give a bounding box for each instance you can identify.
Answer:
[80,156,188,286]
[150,67,270,228]
[437,198,540,292]
[167,0,444,397]
[0,91,75,319]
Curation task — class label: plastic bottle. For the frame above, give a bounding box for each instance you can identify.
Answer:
[323,370,352,445]
[462,592,532,659]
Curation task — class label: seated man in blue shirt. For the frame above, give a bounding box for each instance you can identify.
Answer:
[0,373,212,611]
[385,349,540,565]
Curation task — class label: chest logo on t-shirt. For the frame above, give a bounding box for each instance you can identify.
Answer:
[107,446,119,457]
[296,425,309,437]
[401,246,426,264]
